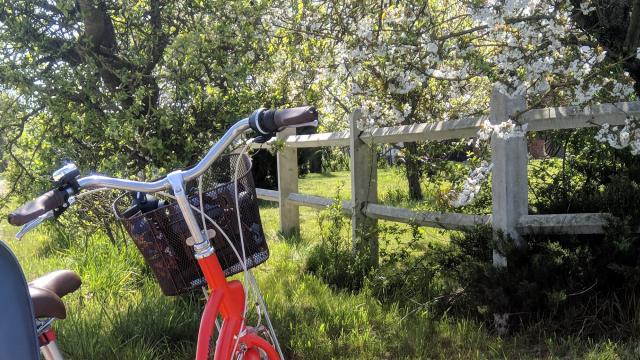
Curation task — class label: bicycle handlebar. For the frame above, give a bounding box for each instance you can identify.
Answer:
[274,106,318,128]
[8,106,318,227]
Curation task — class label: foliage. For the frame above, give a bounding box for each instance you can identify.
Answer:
[319,147,349,173]
[305,190,372,291]
[261,0,640,199]
[295,141,640,340]
[366,223,444,307]
[0,0,286,202]
[433,213,640,338]
[261,0,640,129]
[3,0,640,207]
[530,127,640,215]
[423,141,640,336]
[366,171,640,338]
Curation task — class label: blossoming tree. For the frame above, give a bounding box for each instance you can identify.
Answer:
[264,0,637,204]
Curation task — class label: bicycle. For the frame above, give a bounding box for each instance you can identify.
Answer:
[3,106,318,360]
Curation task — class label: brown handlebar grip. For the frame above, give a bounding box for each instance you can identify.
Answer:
[273,106,318,128]
[7,189,67,226]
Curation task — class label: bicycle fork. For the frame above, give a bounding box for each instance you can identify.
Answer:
[195,254,246,360]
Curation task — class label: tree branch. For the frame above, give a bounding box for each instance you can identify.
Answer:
[434,14,554,41]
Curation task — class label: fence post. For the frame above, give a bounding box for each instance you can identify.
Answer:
[349,109,379,266]
[489,86,528,267]
[277,128,300,235]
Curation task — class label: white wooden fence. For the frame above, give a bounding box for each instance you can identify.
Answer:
[252,86,640,266]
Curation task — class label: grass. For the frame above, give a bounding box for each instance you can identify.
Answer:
[299,167,444,209]
[297,168,452,245]
[1,169,639,359]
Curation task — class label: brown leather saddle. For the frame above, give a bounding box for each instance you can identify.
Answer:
[29,270,81,319]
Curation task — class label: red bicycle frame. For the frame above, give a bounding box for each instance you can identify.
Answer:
[195,252,279,360]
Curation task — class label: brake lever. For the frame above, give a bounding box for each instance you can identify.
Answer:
[15,195,76,240]
[15,210,54,240]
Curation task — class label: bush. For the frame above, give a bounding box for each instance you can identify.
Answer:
[426,172,640,336]
[301,128,640,343]
[366,224,442,306]
[305,192,371,292]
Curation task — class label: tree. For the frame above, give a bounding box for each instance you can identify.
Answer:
[263,1,489,200]
[3,0,639,206]
[264,0,636,201]
[0,0,277,200]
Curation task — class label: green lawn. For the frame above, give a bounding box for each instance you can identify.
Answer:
[298,167,447,209]
[296,168,452,246]
[1,169,637,359]
[298,168,405,200]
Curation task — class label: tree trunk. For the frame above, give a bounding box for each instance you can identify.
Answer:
[403,142,423,200]
[309,149,323,173]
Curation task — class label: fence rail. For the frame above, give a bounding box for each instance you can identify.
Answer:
[256,190,615,235]
[254,86,639,266]
[252,101,639,150]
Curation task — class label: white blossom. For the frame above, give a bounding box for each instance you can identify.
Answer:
[477,119,494,140]
[425,42,438,53]
[595,117,640,154]
[262,0,635,152]
[579,1,595,14]
[450,161,493,207]
[477,119,528,140]
[356,18,374,41]
[402,103,412,118]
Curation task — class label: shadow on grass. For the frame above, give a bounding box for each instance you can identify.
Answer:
[276,229,306,246]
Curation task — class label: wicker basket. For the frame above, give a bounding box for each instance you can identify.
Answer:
[113,154,268,296]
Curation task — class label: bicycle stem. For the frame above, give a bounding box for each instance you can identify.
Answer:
[166,171,214,259]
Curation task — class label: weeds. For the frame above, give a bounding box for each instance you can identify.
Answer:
[305,189,371,292]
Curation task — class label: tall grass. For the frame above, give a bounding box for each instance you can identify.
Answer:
[1,169,638,358]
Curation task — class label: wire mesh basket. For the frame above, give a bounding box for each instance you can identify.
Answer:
[113,154,268,296]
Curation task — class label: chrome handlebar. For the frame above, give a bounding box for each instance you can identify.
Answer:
[15,119,251,239]
[76,119,250,193]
